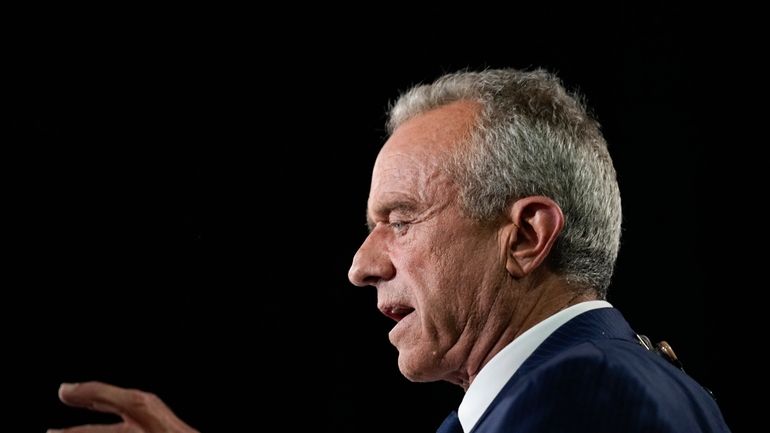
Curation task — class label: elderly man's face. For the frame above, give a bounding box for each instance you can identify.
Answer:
[349,101,509,383]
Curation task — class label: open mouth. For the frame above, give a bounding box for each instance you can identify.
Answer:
[380,305,415,322]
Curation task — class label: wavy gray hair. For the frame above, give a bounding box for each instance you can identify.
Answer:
[388,69,622,297]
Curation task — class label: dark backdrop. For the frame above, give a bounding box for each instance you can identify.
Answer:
[9,6,758,432]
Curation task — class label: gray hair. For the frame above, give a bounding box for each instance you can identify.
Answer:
[387,69,622,297]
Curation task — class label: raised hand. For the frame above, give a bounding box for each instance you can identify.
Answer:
[48,382,199,433]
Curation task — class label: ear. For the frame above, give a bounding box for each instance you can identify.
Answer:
[504,196,565,278]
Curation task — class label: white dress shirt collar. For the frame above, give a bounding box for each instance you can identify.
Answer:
[457,300,613,432]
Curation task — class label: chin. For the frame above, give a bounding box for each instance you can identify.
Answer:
[397,349,442,383]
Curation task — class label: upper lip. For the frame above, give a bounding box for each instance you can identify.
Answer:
[379,304,415,322]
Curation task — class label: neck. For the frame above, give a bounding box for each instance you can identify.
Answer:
[454,275,597,391]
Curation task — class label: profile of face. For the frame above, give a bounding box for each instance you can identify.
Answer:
[348,101,514,385]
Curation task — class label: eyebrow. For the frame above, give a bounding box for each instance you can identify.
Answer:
[366,200,420,231]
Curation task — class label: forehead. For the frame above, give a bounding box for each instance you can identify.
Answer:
[383,99,480,160]
[368,100,480,214]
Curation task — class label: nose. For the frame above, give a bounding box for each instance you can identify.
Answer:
[348,231,395,287]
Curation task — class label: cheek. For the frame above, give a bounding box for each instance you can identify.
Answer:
[418,241,475,320]
[427,236,500,311]
[391,237,458,317]
[407,237,458,296]
[394,225,497,318]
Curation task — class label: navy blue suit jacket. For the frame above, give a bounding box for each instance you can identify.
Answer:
[467,308,730,433]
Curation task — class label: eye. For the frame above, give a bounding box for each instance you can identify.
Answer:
[389,221,409,234]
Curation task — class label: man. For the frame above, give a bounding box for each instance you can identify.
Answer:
[48,68,729,433]
[347,69,730,432]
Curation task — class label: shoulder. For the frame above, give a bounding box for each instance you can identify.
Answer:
[473,339,729,433]
[533,337,672,389]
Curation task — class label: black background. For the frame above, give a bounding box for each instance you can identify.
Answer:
[8,5,760,432]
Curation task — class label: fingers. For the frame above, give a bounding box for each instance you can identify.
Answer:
[57,382,199,433]
[47,423,139,433]
[58,382,139,415]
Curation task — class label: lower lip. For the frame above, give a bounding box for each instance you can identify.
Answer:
[389,311,417,341]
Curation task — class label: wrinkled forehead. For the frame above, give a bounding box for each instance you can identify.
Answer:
[373,100,480,186]
[383,99,480,158]
[367,101,479,210]
[369,144,445,208]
